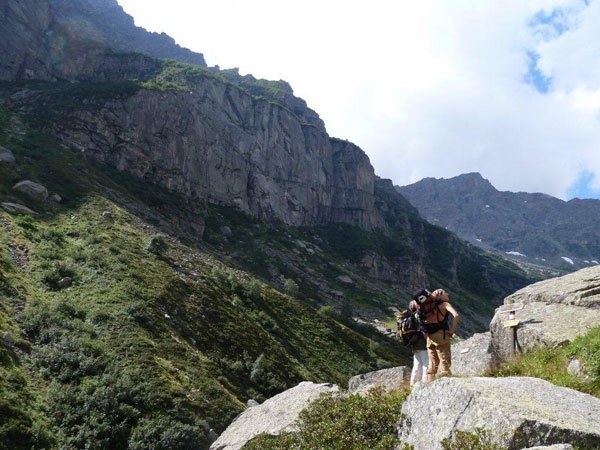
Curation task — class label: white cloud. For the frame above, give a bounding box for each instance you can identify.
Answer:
[116,0,600,199]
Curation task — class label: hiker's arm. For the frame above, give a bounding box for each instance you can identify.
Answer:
[445,303,460,336]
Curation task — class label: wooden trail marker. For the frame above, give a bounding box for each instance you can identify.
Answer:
[497,303,524,355]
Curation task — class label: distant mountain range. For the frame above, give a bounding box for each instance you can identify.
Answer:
[397,172,600,274]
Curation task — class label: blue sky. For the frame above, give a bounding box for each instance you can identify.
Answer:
[117,0,600,200]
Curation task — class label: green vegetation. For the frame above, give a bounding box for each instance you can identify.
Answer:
[0,104,411,447]
[440,427,506,450]
[244,388,410,450]
[488,325,600,397]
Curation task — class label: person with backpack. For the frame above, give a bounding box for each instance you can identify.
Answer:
[412,288,460,382]
[397,300,429,386]
[407,300,428,386]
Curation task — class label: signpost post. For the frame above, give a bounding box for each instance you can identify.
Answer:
[497,303,524,356]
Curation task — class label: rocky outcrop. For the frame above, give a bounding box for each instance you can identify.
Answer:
[12,180,49,202]
[348,366,410,394]
[0,0,205,81]
[503,265,600,308]
[1,202,38,215]
[490,265,600,362]
[0,145,16,164]
[451,332,495,376]
[209,381,339,450]
[34,82,386,230]
[398,377,600,450]
[0,0,389,231]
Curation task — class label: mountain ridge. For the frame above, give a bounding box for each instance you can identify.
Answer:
[397,172,600,274]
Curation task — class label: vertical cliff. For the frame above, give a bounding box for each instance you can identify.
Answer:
[36,78,385,229]
[1,0,386,230]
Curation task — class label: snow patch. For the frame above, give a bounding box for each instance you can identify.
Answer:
[506,251,527,257]
[561,257,574,265]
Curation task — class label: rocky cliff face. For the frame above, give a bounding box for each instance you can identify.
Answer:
[397,172,600,272]
[8,79,384,229]
[1,0,386,230]
[0,0,205,81]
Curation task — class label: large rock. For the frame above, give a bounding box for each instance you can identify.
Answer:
[490,266,600,362]
[12,180,49,202]
[0,145,15,164]
[451,332,495,376]
[348,366,411,394]
[1,202,38,215]
[209,381,339,450]
[504,265,600,308]
[398,377,600,450]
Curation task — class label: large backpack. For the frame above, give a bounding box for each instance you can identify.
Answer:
[417,298,449,334]
[397,309,422,346]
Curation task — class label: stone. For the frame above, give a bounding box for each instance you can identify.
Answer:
[1,202,38,215]
[209,381,339,450]
[347,366,410,395]
[13,180,49,202]
[451,332,495,376]
[398,377,600,450]
[56,277,72,289]
[0,145,15,164]
[335,275,354,285]
[490,266,600,362]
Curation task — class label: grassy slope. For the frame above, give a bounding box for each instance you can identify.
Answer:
[0,102,412,449]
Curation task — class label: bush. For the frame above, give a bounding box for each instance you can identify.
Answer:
[128,416,210,450]
[146,235,167,255]
[317,305,337,319]
[245,388,409,449]
[283,278,299,297]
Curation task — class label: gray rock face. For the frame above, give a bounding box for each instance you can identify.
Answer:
[209,381,339,450]
[13,180,49,202]
[0,145,16,164]
[0,1,388,231]
[49,85,385,229]
[0,0,205,81]
[347,366,410,394]
[398,377,600,450]
[504,265,600,308]
[1,202,38,215]
[451,332,495,376]
[490,266,600,362]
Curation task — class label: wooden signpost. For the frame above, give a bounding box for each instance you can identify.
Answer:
[497,303,524,356]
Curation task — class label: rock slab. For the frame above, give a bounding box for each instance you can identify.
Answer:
[209,381,339,450]
[398,377,600,450]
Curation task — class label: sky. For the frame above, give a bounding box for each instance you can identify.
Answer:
[116,0,600,200]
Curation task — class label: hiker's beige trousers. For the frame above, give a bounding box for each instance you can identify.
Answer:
[426,329,452,378]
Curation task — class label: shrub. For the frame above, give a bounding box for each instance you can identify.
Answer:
[146,235,167,255]
[283,278,299,296]
[245,388,409,449]
[317,305,337,319]
[128,416,210,450]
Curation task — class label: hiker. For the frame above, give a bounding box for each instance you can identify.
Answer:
[407,300,428,387]
[412,288,459,381]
